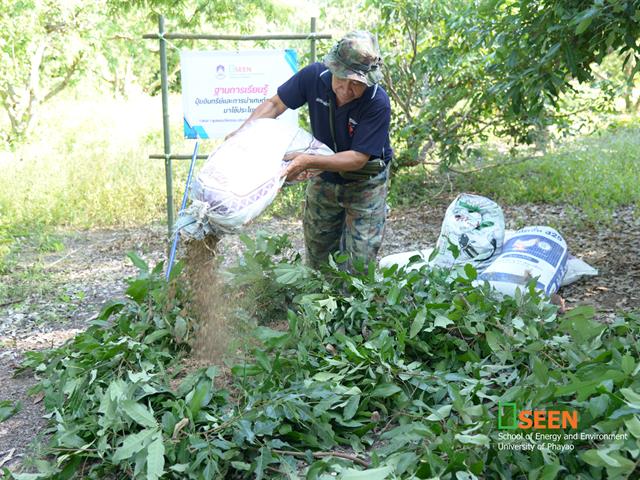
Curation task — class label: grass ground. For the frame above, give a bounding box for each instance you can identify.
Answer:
[388,119,640,223]
[0,94,218,274]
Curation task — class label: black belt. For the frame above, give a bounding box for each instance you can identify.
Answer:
[339,158,387,181]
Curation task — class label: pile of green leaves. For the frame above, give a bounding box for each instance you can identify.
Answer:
[9,236,640,479]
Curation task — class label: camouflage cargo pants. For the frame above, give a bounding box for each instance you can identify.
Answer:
[303,168,388,272]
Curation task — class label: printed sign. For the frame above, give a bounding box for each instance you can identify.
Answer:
[180,50,298,139]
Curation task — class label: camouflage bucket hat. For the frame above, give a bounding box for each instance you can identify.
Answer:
[323,31,383,87]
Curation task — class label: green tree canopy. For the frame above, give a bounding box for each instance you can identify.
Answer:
[369,0,640,169]
[0,0,98,144]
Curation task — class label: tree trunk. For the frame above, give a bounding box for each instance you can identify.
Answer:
[1,49,84,144]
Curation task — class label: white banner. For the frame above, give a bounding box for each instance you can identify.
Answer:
[180,50,298,139]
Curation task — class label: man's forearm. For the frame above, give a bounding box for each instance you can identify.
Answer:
[225,95,288,140]
[302,150,370,172]
[240,95,287,127]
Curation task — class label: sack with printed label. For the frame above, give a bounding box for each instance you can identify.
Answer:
[177,119,332,239]
[379,230,597,289]
[478,226,569,296]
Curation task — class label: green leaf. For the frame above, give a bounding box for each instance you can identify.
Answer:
[121,400,157,428]
[255,327,289,348]
[340,465,393,480]
[485,331,501,352]
[144,329,170,344]
[173,317,187,342]
[188,380,212,416]
[254,446,272,480]
[434,315,453,328]
[621,354,635,375]
[573,7,598,35]
[167,260,184,282]
[169,464,190,473]
[532,356,549,384]
[456,473,478,480]
[575,17,592,34]
[344,339,365,360]
[126,279,150,303]
[127,251,149,272]
[306,460,330,480]
[621,388,640,408]
[464,263,477,281]
[274,263,307,285]
[455,434,490,446]
[387,285,401,305]
[231,364,263,377]
[560,306,602,343]
[313,372,340,382]
[624,415,640,438]
[596,449,621,467]
[409,307,426,338]
[371,383,402,398]
[113,428,156,463]
[538,464,565,480]
[231,461,251,471]
[343,395,360,420]
[0,400,21,422]
[97,299,126,320]
[146,433,165,480]
[426,404,452,421]
[255,349,271,373]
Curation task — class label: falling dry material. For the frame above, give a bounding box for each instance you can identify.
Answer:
[183,235,230,363]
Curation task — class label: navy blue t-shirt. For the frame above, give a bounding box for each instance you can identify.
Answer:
[277,63,393,184]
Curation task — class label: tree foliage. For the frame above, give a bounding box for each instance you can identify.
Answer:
[369,0,640,169]
[2,0,639,159]
[0,0,99,144]
[0,0,298,144]
[105,0,298,94]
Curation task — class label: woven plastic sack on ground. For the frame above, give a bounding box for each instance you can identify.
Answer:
[478,226,569,297]
[178,119,332,239]
[430,193,505,271]
[379,229,597,287]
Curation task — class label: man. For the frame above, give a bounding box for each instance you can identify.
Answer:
[236,31,392,271]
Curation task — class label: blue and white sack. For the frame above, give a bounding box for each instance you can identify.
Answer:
[478,226,569,297]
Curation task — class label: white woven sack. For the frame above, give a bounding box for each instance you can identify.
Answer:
[182,119,332,237]
[379,230,597,288]
[431,193,505,271]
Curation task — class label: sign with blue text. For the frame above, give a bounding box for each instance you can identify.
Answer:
[180,50,298,139]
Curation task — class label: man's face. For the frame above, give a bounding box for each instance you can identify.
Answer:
[331,75,367,106]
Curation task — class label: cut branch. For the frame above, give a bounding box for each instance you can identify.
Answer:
[273,449,370,468]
